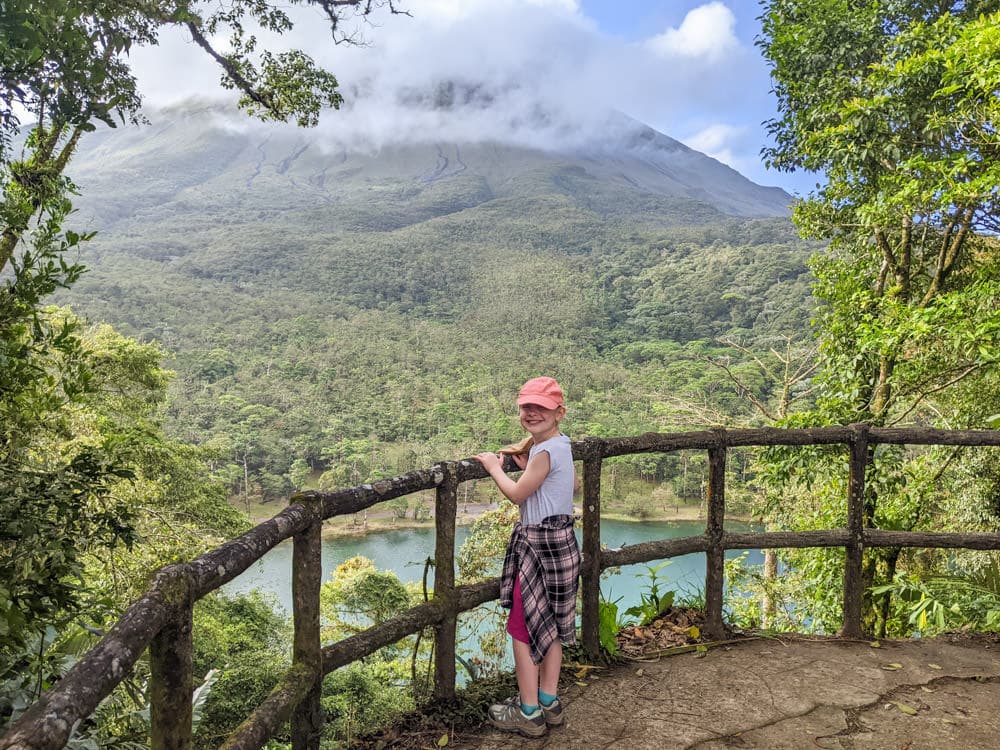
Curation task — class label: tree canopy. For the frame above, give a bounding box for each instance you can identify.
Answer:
[752,0,1000,634]
[0,0,406,694]
[1,0,407,272]
[760,0,999,428]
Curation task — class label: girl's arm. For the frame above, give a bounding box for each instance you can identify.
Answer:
[473,450,550,505]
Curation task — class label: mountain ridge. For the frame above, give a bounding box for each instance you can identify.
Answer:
[68,102,791,230]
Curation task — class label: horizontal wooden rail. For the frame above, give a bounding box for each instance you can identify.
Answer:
[220,579,503,750]
[310,460,489,519]
[601,536,709,569]
[187,504,314,600]
[322,579,501,674]
[571,427,1000,459]
[221,663,320,750]
[864,530,1000,550]
[595,529,1000,580]
[723,530,851,551]
[3,426,997,750]
[3,569,181,750]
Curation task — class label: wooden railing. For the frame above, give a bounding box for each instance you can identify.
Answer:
[3,425,999,750]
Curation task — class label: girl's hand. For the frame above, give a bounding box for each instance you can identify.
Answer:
[474,449,550,505]
[473,452,502,473]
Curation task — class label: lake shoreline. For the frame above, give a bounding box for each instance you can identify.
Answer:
[248,500,743,541]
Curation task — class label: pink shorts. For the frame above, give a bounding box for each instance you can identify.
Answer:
[506,575,531,643]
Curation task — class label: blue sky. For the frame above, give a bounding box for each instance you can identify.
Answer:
[133,0,819,196]
[581,0,757,42]
[576,0,817,194]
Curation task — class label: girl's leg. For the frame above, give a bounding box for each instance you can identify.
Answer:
[507,575,539,707]
[512,638,539,707]
[538,640,562,696]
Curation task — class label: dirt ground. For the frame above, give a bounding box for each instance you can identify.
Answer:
[458,636,1000,750]
[395,633,1000,750]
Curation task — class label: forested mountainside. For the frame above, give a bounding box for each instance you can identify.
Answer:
[57,103,816,499]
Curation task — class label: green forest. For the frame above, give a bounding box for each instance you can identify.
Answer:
[65,184,817,509]
[2,1,999,747]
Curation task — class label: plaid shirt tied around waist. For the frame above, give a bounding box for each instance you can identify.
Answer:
[500,514,581,664]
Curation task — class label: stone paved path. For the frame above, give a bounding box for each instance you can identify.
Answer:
[450,635,1000,749]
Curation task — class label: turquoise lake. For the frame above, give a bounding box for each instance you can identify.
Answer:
[223,517,763,615]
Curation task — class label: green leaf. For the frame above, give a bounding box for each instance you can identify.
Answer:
[889,701,918,716]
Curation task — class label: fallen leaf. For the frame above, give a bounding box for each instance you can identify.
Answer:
[575,681,588,687]
[881,663,903,671]
[437,733,449,747]
[869,641,882,648]
[927,663,942,670]
[942,718,959,725]
[635,668,645,676]
[890,701,918,715]
[920,686,936,693]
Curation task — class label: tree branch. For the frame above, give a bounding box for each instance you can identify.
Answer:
[183,21,279,115]
[874,228,901,289]
[898,215,912,299]
[705,354,779,422]
[920,206,974,306]
[888,361,990,426]
[314,0,411,44]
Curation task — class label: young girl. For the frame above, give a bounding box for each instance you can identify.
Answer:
[473,376,581,738]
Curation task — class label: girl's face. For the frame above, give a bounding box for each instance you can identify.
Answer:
[518,402,564,441]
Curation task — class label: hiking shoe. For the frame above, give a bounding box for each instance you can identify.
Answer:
[541,696,564,727]
[488,696,547,738]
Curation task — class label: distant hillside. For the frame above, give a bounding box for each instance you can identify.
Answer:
[70,103,790,230]
[63,102,800,330]
[55,102,815,500]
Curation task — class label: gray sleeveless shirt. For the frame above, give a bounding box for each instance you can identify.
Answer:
[520,433,575,525]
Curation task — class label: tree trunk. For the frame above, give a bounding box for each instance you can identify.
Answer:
[762,548,778,627]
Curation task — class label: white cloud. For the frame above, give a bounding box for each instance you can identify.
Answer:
[683,122,748,169]
[685,122,745,154]
[420,0,580,17]
[645,2,739,63]
[127,1,790,187]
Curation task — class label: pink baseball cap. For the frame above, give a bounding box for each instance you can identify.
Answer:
[517,377,565,410]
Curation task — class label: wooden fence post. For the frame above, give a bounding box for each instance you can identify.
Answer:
[704,430,727,640]
[433,464,459,700]
[841,423,869,638]
[291,493,323,750]
[150,565,194,750]
[580,456,603,658]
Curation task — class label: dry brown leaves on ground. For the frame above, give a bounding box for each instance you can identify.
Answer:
[615,606,737,659]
